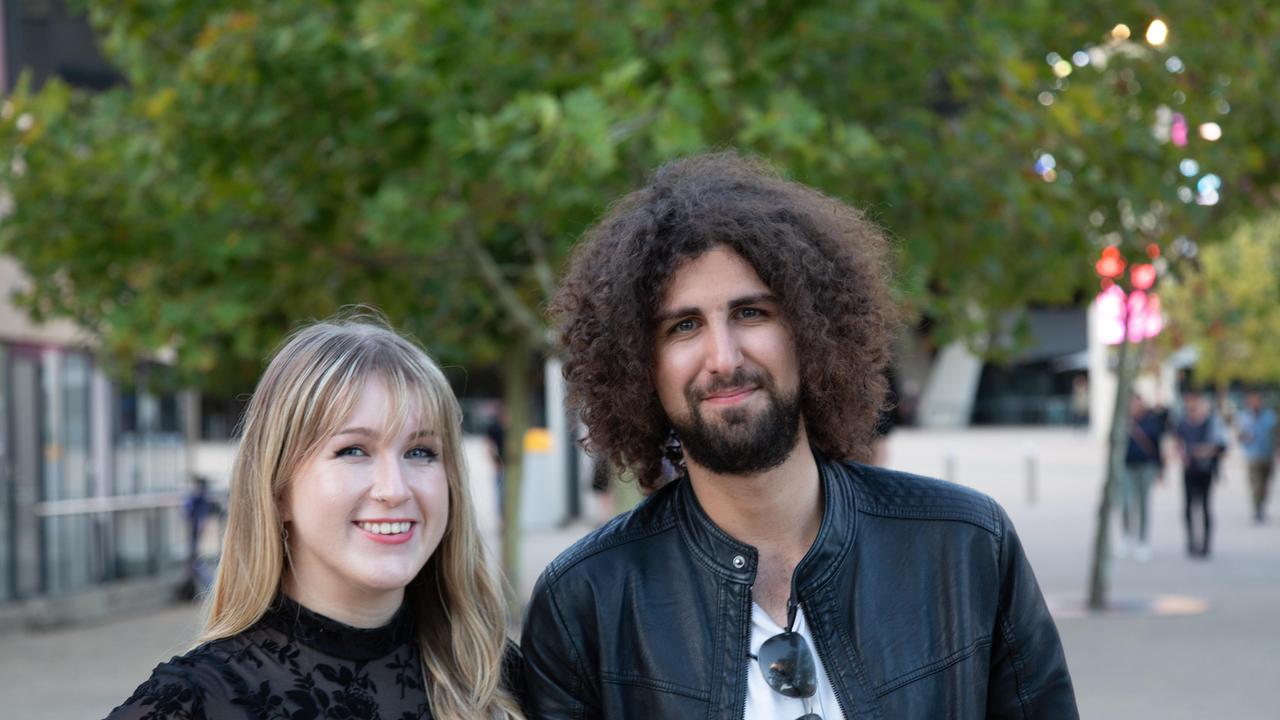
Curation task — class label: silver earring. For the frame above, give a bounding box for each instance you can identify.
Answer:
[281,525,289,542]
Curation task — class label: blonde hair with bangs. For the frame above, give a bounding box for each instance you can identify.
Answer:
[202,313,523,720]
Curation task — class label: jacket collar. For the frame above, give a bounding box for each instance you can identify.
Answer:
[672,450,858,588]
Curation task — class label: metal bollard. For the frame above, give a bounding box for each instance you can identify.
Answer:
[1025,451,1038,506]
[944,450,956,484]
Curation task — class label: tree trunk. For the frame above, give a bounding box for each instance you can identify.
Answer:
[500,347,530,612]
[1086,337,1141,610]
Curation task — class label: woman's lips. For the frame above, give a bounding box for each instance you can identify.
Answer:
[353,520,416,545]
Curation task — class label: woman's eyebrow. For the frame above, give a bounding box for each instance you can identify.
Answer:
[334,426,377,437]
[332,427,437,440]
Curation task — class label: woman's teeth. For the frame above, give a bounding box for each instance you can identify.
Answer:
[357,521,412,535]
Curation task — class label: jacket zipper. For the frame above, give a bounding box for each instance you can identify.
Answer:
[738,585,752,720]
[803,597,855,720]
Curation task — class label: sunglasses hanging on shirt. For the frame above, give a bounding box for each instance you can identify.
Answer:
[752,595,823,720]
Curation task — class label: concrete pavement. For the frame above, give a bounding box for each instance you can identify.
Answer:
[3,427,1277,718]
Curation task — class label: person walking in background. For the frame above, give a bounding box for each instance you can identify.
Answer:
[588,455,614,524]
[1119,395,1165,562]
[1175,393,1228,558]
[1236,391,1276,523]
[1070,374,1090,430]
[485,403,508,516]
[179,475,217,599]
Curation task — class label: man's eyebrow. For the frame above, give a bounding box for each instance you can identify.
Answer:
[728,293,778,309]
[653,293,779,325]
[653,305,702,326]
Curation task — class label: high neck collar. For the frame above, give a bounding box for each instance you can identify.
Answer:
[672,450,857,591]
[261,594,414,661]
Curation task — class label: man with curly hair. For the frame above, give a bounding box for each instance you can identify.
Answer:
[523,152,1077,719]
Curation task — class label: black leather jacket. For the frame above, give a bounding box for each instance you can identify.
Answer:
[522,456,1078,719]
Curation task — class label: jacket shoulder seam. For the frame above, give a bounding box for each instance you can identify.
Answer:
[543,517,679,582]
[856,504,1001,535]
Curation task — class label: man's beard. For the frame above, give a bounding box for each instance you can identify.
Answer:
[671,370,802,476]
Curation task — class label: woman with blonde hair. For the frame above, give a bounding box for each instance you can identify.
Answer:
[107,314,524,719]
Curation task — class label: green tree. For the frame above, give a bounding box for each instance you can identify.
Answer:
[1162,214,1280,385]
[1,1,1278,604]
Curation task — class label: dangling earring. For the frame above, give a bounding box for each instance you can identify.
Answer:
[280,525,289,543]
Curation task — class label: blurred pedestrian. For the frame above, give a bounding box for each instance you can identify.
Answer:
[485,402,508,516]
[179,475,216,599]
[1236,391,1276,523]
[107,315,523,720]
[1175,393,1228,558]
[1070,374,1090,430]
[589,455,613,524]
[1119,394,1165,562]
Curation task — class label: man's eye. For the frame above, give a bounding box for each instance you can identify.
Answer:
[738,307,763,319]
[672,319,697,334]
[406,447,439,460]
[336,446,367,458]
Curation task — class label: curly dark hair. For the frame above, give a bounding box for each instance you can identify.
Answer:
[550,151,895,490]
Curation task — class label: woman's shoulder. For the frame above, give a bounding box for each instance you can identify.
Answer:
[102,636,255,719]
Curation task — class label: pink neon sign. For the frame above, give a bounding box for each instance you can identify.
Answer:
[1097,285,1163,345]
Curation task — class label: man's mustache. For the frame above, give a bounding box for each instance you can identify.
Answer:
[689,369,770,400]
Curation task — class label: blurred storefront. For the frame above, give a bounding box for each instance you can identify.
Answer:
[0,261,194,609]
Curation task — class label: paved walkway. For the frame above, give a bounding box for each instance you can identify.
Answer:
[3,428,1277,718]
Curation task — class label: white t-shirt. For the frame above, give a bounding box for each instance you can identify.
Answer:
[744,603,846,720]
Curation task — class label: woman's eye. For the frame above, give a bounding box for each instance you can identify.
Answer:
[738,307,763,320]
[672,318,697,334]
[406,446,439,460]
[336,446,367,458]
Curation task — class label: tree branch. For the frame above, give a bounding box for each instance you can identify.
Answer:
[524,226,557,300]
[458,217,555,353]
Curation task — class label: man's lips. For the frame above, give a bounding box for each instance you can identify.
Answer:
[700,387,756,405]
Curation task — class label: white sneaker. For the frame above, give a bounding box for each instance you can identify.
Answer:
[1114,537,1131,559]
[1134,543,1152,563]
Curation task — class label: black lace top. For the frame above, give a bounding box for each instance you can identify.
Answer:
[104,595,518,720]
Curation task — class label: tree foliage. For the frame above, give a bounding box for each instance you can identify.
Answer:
[2,1,1277,387]
[3,0,1278,609]
[1162,213,1280,385]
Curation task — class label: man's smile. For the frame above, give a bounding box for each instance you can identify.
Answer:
[700,386,757,405]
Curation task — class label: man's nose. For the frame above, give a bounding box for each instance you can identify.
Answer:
[704,321,743,375]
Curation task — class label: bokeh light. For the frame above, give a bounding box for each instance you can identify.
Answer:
[1145,19,1168,46]
[1198,122,1222,141]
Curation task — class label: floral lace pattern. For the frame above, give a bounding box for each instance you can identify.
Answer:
[105,596,432,720]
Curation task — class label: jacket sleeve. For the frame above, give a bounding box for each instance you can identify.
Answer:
[521,569,599,719]
[987,505,1080,719]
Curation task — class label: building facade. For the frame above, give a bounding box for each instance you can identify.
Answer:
[0,2,191,608]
